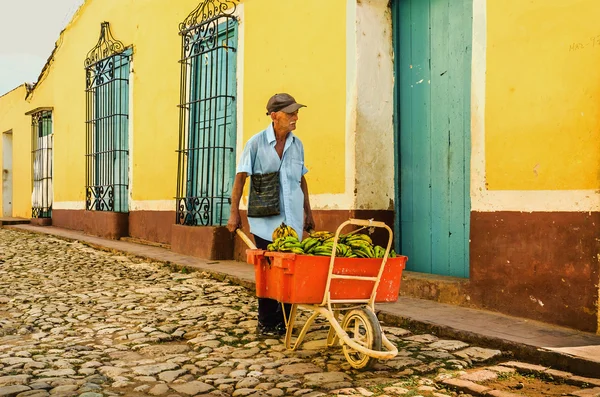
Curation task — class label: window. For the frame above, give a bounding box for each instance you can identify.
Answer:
[176,0,239,226]
[30,109,53,218]
[85,22,130,213]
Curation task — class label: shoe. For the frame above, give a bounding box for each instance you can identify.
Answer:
[274,322,287,336]
[257,322,286,337]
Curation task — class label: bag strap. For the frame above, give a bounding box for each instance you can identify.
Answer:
[252,131,286,174]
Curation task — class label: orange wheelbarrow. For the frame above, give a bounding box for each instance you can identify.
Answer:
[238,218,408,369]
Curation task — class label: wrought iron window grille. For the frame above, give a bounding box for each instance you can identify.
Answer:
[176,0,239,227]
[85,22,130,213]
[30,109,53,219]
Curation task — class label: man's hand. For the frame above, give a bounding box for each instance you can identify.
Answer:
[301,175,314,232]
[227,210,241,233]
[227,172,247,233]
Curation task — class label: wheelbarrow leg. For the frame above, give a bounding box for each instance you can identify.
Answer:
[284,304,322,351]
[327,309,341,347]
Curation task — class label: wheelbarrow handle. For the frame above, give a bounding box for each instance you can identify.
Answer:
[236,229,257,250]
[348,218,389,229]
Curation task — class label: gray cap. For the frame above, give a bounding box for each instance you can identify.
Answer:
[266,93,306,115]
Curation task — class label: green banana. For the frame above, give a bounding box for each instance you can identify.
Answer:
[351,243,375,258]
[303,239,320,253]
[373,245,385,258]
[346,234,373,245]
[305,243,321,254]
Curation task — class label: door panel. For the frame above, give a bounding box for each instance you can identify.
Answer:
[394,0,472,277]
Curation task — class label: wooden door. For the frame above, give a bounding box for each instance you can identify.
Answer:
[393,0,472,277]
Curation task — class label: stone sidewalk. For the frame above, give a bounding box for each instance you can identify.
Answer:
[8,224,600,378]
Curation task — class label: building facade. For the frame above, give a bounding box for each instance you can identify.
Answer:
[0,0,598,334]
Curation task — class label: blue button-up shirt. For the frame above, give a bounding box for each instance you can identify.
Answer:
[237,123,309,242]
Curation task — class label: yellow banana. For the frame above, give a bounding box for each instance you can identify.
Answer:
[286,226,298,239]
[272,223,289,241]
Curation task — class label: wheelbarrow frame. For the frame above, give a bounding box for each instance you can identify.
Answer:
[238,218,406,369]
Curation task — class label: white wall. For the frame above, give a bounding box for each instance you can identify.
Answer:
[353,0,395,210]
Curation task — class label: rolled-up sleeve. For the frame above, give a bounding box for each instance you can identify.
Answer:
[237,140,254,175]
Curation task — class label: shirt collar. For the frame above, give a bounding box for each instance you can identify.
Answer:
[266,123,295,144]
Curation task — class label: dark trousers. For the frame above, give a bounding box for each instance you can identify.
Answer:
[254,234,291,327]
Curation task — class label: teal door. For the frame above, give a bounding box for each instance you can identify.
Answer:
[393,0,472,277]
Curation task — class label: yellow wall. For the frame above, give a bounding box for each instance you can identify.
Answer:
[0,85,32,218]
[243,0,347,195]
[27,0,202,203]
[486,0,600,190]
[26,0,348,205]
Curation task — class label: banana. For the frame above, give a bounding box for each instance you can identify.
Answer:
[272,223,282,241]
[269,226,389,259]
[373,245,385,258]
[286,225,298,239]
[353,248,371,258]
[310,231,334,241]
[351,243,375,258]
[313,245,333,255]
[345,233,373,245]
[336,243,350,257]
[281,242,302,249]
[272,222,299,241]
[302,238,320,253]
[305,241,321,254]
[364,245,375,258]
[346,240,372,252]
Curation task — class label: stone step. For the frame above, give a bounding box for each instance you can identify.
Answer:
[0,217,31,226]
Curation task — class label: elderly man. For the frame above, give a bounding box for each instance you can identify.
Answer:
[228,93,315,337]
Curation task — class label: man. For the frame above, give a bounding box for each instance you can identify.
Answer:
[227,93,315,337]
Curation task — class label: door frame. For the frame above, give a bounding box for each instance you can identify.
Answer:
[2,130,13,217]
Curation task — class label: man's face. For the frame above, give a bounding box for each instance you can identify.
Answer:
[272,110,299,132]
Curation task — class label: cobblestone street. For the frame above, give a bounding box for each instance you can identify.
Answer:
[1,228,599,397]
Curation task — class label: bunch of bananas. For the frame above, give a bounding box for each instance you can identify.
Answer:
[272,222,298,241]
[266,228,397,258]
[267,235,304,254]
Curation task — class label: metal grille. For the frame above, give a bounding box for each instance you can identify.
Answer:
[176,0,238,227]
[31,110,52,218]
[85,22,130,213]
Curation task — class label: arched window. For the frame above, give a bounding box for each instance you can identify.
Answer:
[84,22,130,213]
[176,0,239,226]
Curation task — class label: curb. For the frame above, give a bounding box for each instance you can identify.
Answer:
[377,311,600,379]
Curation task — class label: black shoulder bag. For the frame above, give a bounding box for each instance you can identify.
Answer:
[247,150,283,218]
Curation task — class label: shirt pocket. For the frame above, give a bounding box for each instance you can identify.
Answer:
[288,158,304,184]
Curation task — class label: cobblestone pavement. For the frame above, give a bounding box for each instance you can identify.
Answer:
[1,228,599,397]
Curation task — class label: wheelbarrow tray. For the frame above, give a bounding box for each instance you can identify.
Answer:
[246,249,407,304]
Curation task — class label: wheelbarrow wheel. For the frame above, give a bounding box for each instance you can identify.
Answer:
[341,308,382,369]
